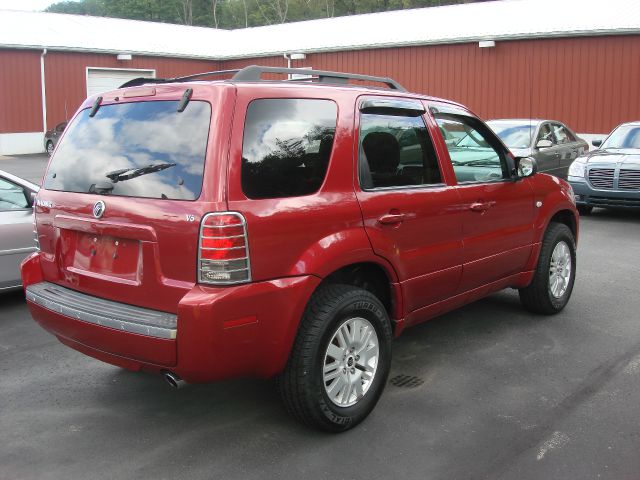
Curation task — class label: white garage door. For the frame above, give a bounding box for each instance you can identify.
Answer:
[86,68,155,97]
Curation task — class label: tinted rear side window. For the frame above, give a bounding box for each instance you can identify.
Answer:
[44,101,211,200]
[241,99,337,199]
[359,113,442,189]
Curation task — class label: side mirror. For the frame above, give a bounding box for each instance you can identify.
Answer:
[592,139,603,147]
[515,156,538,178]
[536,139,553,149]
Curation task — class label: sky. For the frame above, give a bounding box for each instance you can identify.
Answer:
[0,0,55,11]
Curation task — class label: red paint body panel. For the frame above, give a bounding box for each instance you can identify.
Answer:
[22,79,578,384]
[29,301,177,366]
[22,248,320,381]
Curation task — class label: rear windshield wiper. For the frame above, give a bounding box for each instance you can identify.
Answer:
[105,163,177,183]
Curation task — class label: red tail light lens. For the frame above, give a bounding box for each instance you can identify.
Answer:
[198,212,251,285]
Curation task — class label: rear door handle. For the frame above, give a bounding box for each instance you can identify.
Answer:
[469,202,493,212]
[378,213,405,225]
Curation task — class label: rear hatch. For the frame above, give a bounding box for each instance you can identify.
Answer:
[34,83,233,312]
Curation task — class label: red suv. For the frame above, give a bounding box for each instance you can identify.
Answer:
[22,66,578,431]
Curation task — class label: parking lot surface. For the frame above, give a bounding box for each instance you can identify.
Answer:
[1,156,640,479]
[0,153,48,184]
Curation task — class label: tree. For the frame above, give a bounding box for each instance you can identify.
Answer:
[179,0,193,24]
[45,0,488,29]
[211,0,219,27]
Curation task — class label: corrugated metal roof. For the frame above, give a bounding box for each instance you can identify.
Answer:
[1,0,639,60]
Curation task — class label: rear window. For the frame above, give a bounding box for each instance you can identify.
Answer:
[44,100,211,200]
[241,99,337,199]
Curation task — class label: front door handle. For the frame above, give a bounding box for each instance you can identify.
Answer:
[469,202,493,212]
[378,212,405,225]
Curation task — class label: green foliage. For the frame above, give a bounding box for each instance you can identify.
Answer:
[45,0,482,28]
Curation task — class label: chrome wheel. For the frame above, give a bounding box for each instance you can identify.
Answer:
[549,240,572,298]
[46,141,54,155]
[323,317,379,407]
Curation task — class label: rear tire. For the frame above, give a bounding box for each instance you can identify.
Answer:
[519,223,576,315]
[278,284,392,432]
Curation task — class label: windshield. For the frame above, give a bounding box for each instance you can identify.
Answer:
[601,125,640,149]
[44,100,211,200]
[455,129,491,149]
[487,122,534,149]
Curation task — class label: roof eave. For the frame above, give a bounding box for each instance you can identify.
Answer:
[2,27,639,61]
[216,28,640,60]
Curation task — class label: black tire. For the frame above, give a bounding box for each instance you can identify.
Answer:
[278,284,392,432]
[46,141,54,156]
[577,205,593,215]
[519,222,576,315]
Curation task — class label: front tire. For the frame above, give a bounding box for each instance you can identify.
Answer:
[519,223,576,314]
[46,141,54,155]
[278,284,392,432]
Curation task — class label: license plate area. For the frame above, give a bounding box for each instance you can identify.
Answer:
[62,230,141,282]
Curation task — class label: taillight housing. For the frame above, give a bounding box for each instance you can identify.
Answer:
[198,212,251,285]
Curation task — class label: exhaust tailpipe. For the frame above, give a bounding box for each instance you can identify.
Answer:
[163,371,186,389]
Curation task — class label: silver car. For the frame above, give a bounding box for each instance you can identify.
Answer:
[568,121,640,214]
[488,119,588,178]
[0,170,39,291]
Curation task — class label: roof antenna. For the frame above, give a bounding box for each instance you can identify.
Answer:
[89,96,103,117]
[177,88,193,112]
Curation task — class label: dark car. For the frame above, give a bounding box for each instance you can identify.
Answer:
[488,119,588,178]
[568,121,640,214]
[22,66,578,432]
[44,122,67,155]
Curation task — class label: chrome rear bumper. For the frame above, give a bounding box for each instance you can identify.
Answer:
[25,282,177,339]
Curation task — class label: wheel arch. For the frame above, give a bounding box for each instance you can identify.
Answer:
[319,260,402,323]
[548,208,578,242]
[525,206,579,274]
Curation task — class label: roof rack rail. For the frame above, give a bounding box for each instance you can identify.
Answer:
[119,69,242,89]
[119,65,406,91]
[231,65,406,91]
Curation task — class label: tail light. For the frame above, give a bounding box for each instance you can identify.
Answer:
[198,212,251,285]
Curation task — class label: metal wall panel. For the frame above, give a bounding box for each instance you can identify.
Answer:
[0,49,43,133]
[222,35,640,134]
[0,50,218,133]
[2,35,639,135]
[42,52,217,131]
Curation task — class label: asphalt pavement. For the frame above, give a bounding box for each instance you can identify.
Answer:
[0,153,48,185]
[1,156,640,479]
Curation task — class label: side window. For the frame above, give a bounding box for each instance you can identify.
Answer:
[551,123,569,144]
[241,99,337,199]
[435,113,509,183]
[0,178,29,211]
[359,113,442,189]
[537,124,556,145]
[562,126,577,142]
